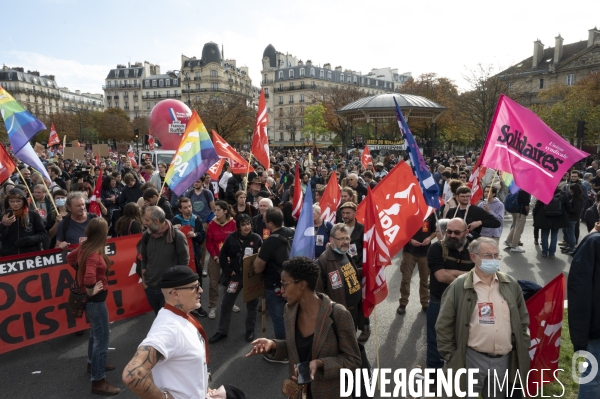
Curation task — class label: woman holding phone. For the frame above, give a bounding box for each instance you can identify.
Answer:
[66,218,120,395]
[246,257,361,399]
[0,188,46,256]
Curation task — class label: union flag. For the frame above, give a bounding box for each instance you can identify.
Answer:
[251,89,269,170]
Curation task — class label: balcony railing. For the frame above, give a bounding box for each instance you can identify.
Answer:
[102,83,140,89]
[141,93,182,99]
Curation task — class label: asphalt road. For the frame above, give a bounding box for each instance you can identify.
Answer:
[0,216,579,399]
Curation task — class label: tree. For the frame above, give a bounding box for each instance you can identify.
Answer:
[532,73,600,146]
[315,86,365,152]
[456,64,514,145]
[98,108,133,142]
[192,95,254,145]
[303,104,328,145]
[285,107,302,147]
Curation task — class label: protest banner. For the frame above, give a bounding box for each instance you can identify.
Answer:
[64,147,85,161]
[0,234,151,355]
[242,254,264,303]
[92,144,110,157]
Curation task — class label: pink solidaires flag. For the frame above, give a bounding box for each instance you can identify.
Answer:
[480,94,588,204]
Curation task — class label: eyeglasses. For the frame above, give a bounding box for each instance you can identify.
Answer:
[445,229,466,236]
[477,253,502,260]
[280,280,300,290]
[332,236,351,243]
[171,283,201,293]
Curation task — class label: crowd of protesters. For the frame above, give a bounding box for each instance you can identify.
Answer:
[1,144,600,398]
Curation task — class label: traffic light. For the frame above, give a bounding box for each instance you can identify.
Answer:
[134,128,139,139]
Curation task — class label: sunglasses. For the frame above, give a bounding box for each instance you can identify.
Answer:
[171,283,201,293]
[446,229,466,236]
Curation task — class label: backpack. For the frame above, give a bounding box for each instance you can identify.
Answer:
[504,192,520,213]
[135,230,182,277]
[269,232,293,272]
[544,192,563,216]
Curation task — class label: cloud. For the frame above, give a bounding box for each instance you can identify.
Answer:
[5,51,109,94]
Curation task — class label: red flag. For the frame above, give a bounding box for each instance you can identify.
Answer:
[251,89,270,170]
[319,171,340,224]
[47,123,60,147]
[291,163,303,220]
[526,274,565,393]
[127,146,139,169]
[361,185,391,318]
[212,130,254,174]
[0,143,16,185]
[207,159,225,181]
[361,145,372,169]
[148,128,155,151]
[467,155,487,205]
[88,155,103,216]
[356,161,429,258]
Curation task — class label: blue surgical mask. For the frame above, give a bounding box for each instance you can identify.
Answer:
[479,259,500,275]
[333,246,348,255]
[56,198,66,207]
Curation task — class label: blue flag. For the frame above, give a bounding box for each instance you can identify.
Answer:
[393,97,440,209]
[290,183,315,260]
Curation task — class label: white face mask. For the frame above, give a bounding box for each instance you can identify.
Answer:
[477,258,500,275]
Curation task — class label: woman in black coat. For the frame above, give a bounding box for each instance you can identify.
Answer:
[533,188,570,259]
[209,213,262,344]
[0,188,47,256]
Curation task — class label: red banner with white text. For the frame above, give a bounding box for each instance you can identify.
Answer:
[0,234,152,355]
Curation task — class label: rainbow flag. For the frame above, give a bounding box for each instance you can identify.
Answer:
[165,110,219,196]
[0,86,46,154]
[501,171,520,194]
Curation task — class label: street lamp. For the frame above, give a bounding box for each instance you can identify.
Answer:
[167,70,191,108]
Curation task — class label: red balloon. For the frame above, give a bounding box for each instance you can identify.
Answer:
[149,99,192,150]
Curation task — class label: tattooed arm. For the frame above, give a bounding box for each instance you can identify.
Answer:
[122,345,171,399]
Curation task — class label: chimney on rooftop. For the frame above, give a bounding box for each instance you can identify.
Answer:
[589,27,600,47]
[532,40,544,69]
[554,35,563,64]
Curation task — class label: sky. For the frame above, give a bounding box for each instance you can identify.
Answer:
[2,0,598,95]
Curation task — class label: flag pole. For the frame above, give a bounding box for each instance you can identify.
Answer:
[243,152,253,191]
[374,307,381,391]
[32,169,59,215]
[16,168,38,211]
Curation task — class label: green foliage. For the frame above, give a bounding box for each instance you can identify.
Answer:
[532,73,600,145]
[303,103,328,142]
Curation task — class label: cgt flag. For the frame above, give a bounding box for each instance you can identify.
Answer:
[211,130,254,174]
[356,161,429,258]
[47,123,60,147]
[480,94,588,204]
[290,183,315,259]
[0,143,16,185]
[526,273,566,393]
[165,110,220,196]
[361,145,372,169]
[361,185,391,318]
[467,155,487,205]
[251,89,270,170]
[319,170,340,224]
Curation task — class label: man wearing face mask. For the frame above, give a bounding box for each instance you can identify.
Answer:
[315,223,364,333]
[426,218,474,371]
[435,237,530,398]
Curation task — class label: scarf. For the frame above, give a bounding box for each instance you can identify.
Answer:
[14,205,29,227]
[151,219,175,243]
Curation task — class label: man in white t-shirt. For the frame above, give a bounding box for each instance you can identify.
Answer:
[122,266,209,399]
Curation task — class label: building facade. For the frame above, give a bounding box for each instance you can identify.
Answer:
[180,42,254,104]
[260,44,411,146]
[500,28,600,106]
[103,61,165,120]
[0,66,104,116]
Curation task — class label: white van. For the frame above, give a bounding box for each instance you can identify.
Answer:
[139,150,176,170]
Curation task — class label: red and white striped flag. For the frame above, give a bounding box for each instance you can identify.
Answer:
[251,89,270,170]
[291,163,303,220]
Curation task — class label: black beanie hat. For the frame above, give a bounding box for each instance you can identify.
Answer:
[158,266,199,288]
